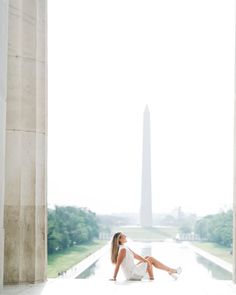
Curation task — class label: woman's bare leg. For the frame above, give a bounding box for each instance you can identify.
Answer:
[146,261,154,279]
[145,256,176,273]
[136,260,154,279]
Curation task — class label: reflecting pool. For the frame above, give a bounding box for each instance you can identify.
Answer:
[77,241,232,282]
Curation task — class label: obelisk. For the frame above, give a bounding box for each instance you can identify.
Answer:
[140,105,153,227]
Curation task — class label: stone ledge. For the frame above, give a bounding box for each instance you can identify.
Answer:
[57,243,110,279]
[187,242,232,273]
[2,278,236,295]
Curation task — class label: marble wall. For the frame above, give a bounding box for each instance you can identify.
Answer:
[3,0,47,284]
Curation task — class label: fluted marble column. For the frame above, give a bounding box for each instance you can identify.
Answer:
[0,0,8,287]
[4,0,47,284]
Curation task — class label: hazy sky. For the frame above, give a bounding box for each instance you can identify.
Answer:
[48,0,235,216]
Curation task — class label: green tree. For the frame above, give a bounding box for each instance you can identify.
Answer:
[47,206,100,254]
[194,210,232,247]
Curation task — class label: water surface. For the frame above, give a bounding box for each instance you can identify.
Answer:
[77,241,232,282]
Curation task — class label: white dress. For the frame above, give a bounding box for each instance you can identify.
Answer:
[118,244,148,280]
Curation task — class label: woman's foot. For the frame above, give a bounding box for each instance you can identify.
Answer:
[149,277,155,280]
[176,267,182,274]
[168,267,182,280]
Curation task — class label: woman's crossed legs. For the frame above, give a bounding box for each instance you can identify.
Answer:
[144,256,179,280]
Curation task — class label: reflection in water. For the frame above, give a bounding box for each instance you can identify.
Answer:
[140,243,152,257]
[77,263,97,279]
[196,255,232,280]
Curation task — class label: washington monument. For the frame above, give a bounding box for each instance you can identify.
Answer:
[140,105,153,227]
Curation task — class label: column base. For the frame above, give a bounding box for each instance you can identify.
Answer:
[0,227,4,287]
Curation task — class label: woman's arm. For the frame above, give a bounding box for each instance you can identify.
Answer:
[129,248,147,263]
[112,248,126,281]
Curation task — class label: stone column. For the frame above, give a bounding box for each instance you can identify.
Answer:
[234,147,236,284]
[4,0,47,284]
[233,26,236,283]
[233,2,236,283]
[0,0,8,287]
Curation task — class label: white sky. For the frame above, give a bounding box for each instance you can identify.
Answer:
[48,0,235,216]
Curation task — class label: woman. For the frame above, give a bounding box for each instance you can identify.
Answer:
[110,232,182,281]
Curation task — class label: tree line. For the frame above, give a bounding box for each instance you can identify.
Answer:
[48,206,99,254]
[194,210,232,248]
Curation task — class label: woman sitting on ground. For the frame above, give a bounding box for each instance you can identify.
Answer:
[110,232,182,281]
